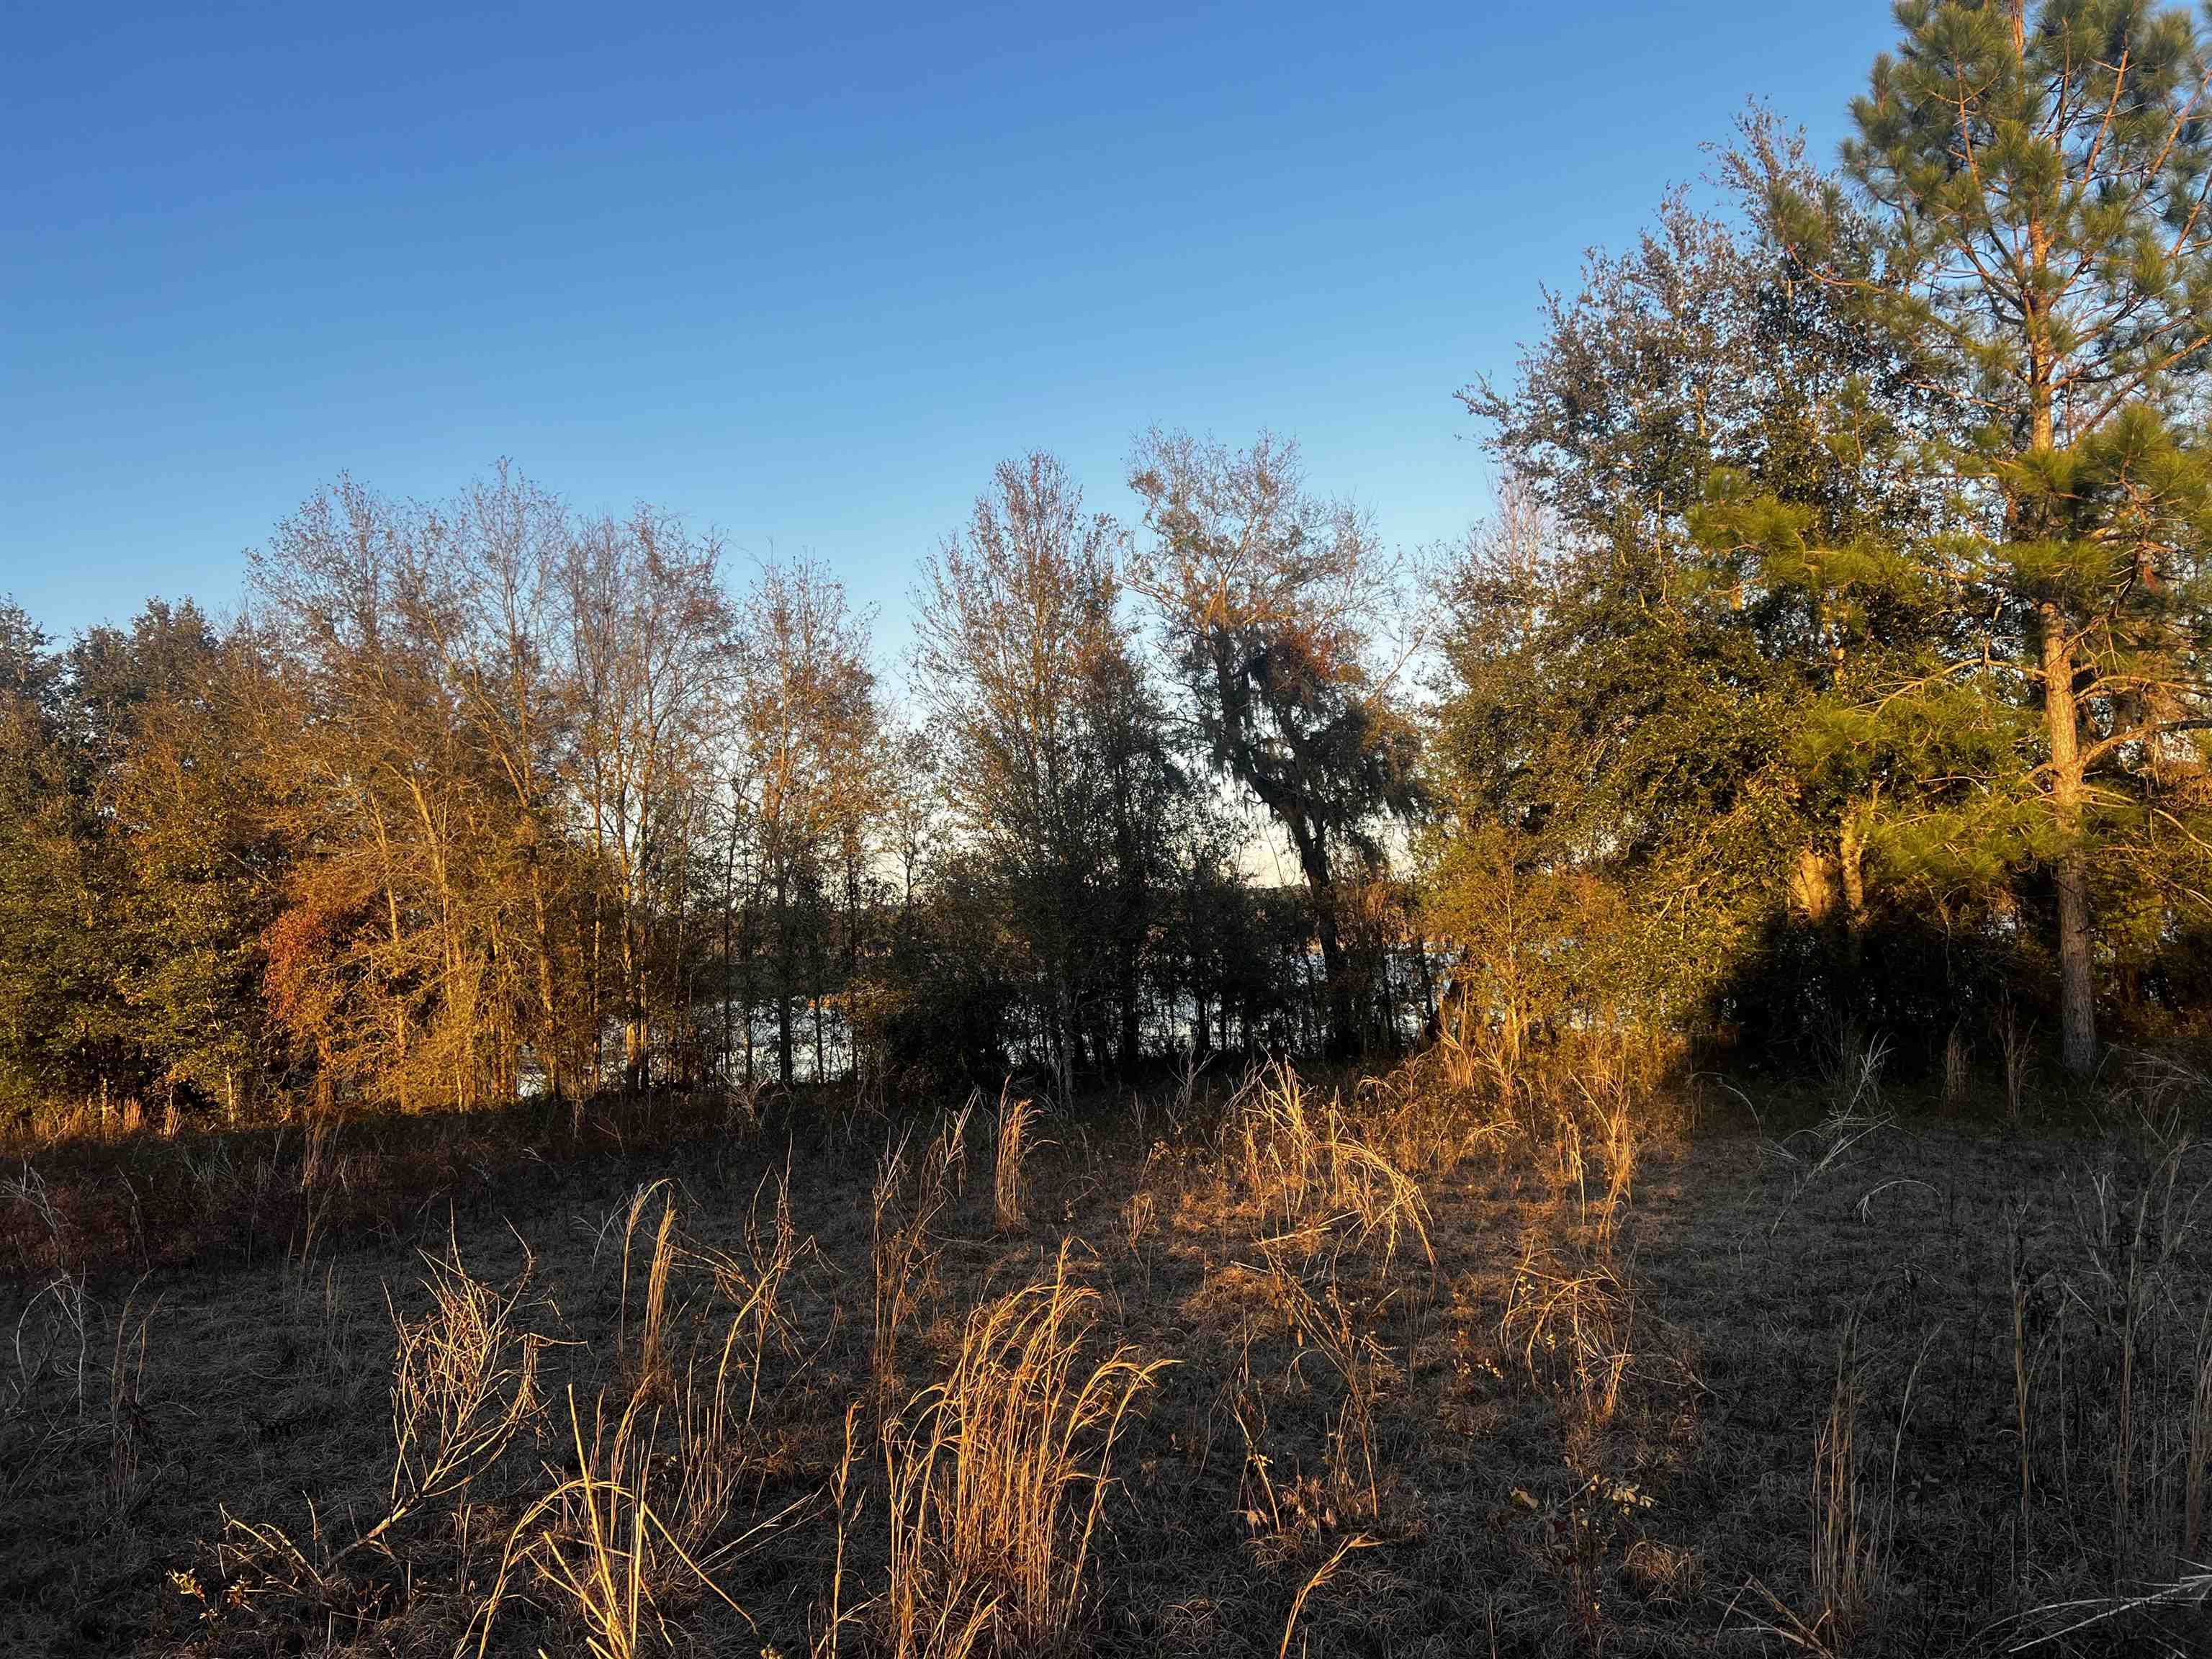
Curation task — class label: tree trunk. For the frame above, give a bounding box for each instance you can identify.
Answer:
[588,901,601,1095]
[1054,974,1074,1107]
[2041,605,2097,1077]
[531,871,560,1102]
[812,925,826,1084]
[739,875,757,1087]
[621,899,647,1094]
[1284,815,1355,1058]
[721,814,737,1089]
[774,861,794,1087]
[1313,890,1354,1058]
[1839,814,1869,974]
[844,836,862,1084]
[1118,947,1141,1081]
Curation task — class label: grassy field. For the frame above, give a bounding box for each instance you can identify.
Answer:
[3,1052,2209,1658]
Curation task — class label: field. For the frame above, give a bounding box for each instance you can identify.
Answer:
[3,1053,2209,1658]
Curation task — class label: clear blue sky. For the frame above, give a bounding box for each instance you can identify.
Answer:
[4,2,1902,659]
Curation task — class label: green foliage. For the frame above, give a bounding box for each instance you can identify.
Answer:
[1437,154,1974,1050]
[0,599,285,1121]
[1825,0,2212,1067]
[1843,0,2212,454]
[11,6,2212,1110]
[1426,11,2212,1074]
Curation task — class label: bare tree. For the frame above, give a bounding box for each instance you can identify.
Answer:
[252,478,523,1110]
[914,453,1175,1093]
[562,509,731,1093]
[426,465,580,1099]
[730,556,881,1087]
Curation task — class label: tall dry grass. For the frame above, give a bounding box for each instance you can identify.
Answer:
[688,1166,819,1431]
[614,1180,680,1395]
[376,1236,546,1551]
[1370,1013,1676,1213]
[0,1270,161,1529]
[871,1132,950,1406]
[102,1281,158,1521]
[880,1246,1169,1657]
[1745,1316,1931,1658]
[1226,1063,1431,1277]
[495,1388,711,1659]
[1269,1265,1396,1523]
[474,1374,811,1659]
[1277,1532,1377,1659]
[1804,1327,1879,1652]
[812,1400,867,1659]
[469,1179,819,1658]
[210,1236,545,1630]
[44,1039,2212,1656]
[1996,1002,2038,1125]
[1499,1241,1637,1435]
[2055,1124,2211,1587]
[994,1084,1038,1233]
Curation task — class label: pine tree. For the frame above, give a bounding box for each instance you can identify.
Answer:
[1782,0,2212,1073]
[1444,162,1967,1051]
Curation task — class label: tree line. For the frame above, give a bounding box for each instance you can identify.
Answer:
[0,439,1429,1123]
[4,0,2210,1126]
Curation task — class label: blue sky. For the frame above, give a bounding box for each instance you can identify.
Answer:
[4,2,1902,660]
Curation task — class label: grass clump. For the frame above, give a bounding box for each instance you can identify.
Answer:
[882,1245,1168,1658]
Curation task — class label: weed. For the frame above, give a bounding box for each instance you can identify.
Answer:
[1228,1063,1432,1277]
[881,1245,1169,1656]
[871,1133,948,1407]
[994,1084,1038,1233]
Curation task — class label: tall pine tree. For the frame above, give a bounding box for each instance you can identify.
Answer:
[1775,0,2212,1074]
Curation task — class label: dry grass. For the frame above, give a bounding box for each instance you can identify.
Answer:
[470,1181,818,1658]
[612,1179,680,1394]
[688,1166,818,1431]
[379,1235,545,1546]
[1276,1531,1375,1659]
[2054,1122,2211,1586]
[995,1085,1039,1233]
[1997,1002,2038,1125]
[4,1054,2211,1658]
[475,1376,804,1659]
[871,1132,949,1408]
[1226,1063,1432,1277]
[489,1389,687,1659]
[881,1244,1168,1657]
[1270,1267,1395,1524]
[194,1234,545,1647]
[1748,1316,1897,1656]
[104,1283,160,1523]
[1499,1242,1638,1434]
[814,1400,866,1659]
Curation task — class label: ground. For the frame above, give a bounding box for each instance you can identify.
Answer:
[1,1066,2207,1658]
